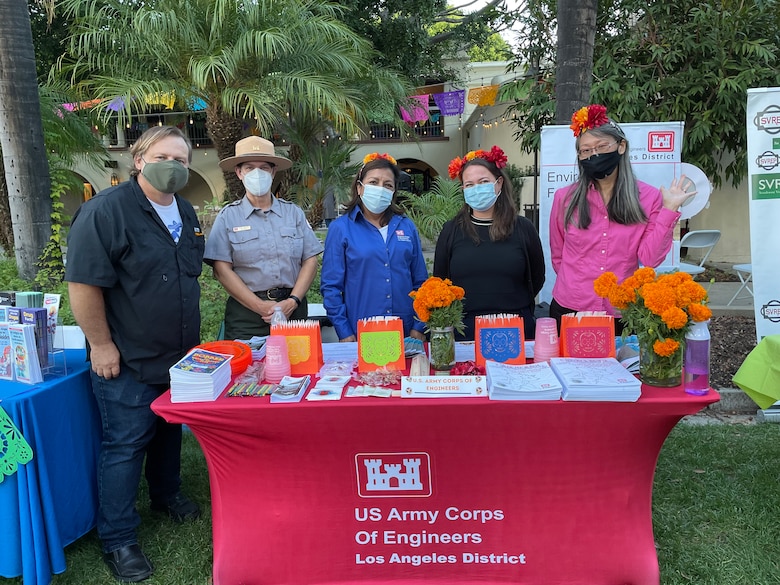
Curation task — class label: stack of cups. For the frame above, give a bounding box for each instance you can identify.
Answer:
[264,335,291,383]
[533,317,560,363]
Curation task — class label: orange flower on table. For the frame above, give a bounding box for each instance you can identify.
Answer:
[653,338,680,357]
[661,306,688,330]
[688,302,713,322]
[593,266,711,359]
[409,276,466,333]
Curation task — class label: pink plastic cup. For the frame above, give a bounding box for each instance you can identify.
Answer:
[264,335,291,383]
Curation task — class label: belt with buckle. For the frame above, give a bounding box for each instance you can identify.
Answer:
[256,287,292,301]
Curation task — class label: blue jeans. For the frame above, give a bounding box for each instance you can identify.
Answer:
[91,368,182,552]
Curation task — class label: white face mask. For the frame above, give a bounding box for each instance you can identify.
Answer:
[360,183,393,214]
[243,168,273,196]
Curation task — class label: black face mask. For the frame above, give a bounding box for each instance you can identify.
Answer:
[580,150,621,180]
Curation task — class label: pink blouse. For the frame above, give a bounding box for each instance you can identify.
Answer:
[549,180,681,315]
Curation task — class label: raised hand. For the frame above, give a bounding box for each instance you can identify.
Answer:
[661,174,698,211]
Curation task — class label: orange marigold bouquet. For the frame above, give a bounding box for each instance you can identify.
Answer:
[594,267,712,359]
[409,277,466,334]
[594,267,712,386]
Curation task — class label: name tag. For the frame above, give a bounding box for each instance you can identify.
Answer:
[232,225,251,232]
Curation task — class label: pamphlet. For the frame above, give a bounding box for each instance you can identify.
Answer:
[270,375,310,403]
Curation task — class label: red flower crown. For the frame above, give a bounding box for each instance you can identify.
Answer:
[570,104,609,137]
[362,152,397,166]
[447,145,508,179]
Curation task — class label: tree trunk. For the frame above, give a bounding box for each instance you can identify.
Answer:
[555,0,598,124]
[0,0,53,279]
[204,105,245,201]
[307,197,324,230]
[0,153,14,257]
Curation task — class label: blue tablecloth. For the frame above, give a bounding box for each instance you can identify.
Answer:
[0,349,100,585]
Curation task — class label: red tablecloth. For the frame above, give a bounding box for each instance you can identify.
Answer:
[152,384,717,585]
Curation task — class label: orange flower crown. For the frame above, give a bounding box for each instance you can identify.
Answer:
[570,104,610,137]
[448,145,508,179]
[362,152,397,166]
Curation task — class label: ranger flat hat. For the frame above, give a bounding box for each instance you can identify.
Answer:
[219,136,292,172]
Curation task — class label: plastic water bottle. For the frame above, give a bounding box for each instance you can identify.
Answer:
[271,306,287,327]
[684,320,710,395]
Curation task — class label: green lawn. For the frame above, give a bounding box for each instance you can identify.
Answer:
[4,422,777,584]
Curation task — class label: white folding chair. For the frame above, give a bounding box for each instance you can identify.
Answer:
[728,264,753,305]
[677,229,721,275]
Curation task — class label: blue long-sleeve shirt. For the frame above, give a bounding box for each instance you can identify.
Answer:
[321,207,429,340]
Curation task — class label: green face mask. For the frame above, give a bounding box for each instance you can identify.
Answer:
[141,159,189,193]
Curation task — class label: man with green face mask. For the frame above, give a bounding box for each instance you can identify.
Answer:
[65,126,205,582]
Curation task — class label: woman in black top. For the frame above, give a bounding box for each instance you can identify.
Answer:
[433,146,545,341]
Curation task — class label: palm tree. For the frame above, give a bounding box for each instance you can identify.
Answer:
[0,0,53,278]
[555,0,598,122]
[283,113,361,228]
[58,0,412,200]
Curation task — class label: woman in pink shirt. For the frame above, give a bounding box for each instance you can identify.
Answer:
[549,104,694,332]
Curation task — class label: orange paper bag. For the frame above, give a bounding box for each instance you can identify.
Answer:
[357,316,405,372]
[475,313,525,367]
[270,319,323,376]
[559,313,616,358]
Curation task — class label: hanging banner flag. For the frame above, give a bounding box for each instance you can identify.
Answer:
[61,99,103,112]
[144,92,175,109]
[400,95,429,124]
[186,97,207,111]
[467,85,499,107]
[106,97,125,112]
[433,90,465,116]
[745,87,780,340]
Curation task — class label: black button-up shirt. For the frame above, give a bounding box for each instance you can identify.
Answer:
[65,177,205,384]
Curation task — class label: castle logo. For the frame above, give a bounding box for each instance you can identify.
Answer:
[355,452,432,498]
[648,131,674,152]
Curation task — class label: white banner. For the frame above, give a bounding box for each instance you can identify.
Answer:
[746,88,780,340]
[538,122,684,304]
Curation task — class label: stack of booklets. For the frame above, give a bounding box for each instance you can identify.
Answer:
[7,323,43,384]
[549,357,641,402]
[169,348,233,403]
[485,360,563,401]
[0,322,12,381]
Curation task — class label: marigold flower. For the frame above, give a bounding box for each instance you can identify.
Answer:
[593,272,618,298]
[642,282,677,316]
[688,302,712,322]
[653,338,680,357]
[661,306,688,329]
[634,267,657,286]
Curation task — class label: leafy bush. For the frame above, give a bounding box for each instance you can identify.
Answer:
[403,177,463,243]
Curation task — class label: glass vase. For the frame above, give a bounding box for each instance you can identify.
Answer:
[638,335,683,388]
[429,326,456,372]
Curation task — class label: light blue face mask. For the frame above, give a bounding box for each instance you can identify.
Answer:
[360,183,394,214]
[464,180,499,212]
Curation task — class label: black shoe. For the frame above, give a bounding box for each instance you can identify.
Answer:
[150,492,201,523]
[103,544,154,583]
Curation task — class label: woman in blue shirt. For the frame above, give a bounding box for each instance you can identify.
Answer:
[321,153,429,341]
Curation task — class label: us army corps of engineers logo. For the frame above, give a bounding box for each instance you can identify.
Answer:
[355,452,432,498]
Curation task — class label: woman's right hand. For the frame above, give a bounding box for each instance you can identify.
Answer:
[340,335,356,343]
